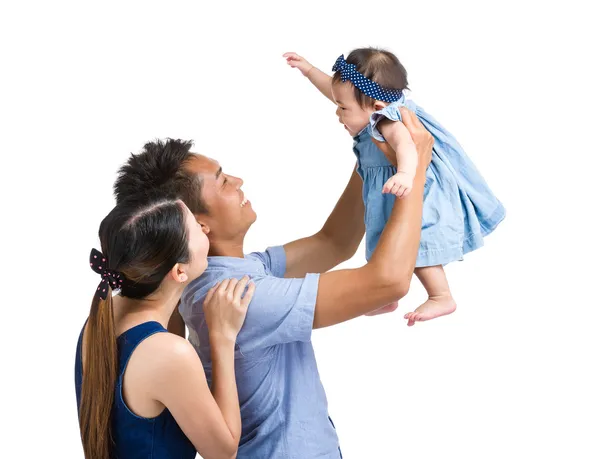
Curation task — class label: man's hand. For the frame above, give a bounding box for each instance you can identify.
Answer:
[371,108,433,172]
[313,109,433,329]
[372,138,397,166]
[401,107,433,171]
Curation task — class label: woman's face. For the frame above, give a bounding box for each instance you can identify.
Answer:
[182,204,210,281]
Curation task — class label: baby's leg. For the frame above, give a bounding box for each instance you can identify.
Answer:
[404,266,456,326]
[365,301,399,316]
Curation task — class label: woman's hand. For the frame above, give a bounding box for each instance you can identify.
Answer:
[203,276,255,343]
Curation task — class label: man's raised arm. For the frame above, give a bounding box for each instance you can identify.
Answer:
[283,166,365,278]
[313,108,433,328]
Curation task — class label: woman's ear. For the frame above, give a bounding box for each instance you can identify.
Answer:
[170,263,188,283]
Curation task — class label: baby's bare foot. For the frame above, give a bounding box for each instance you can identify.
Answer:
[404,294,456,326]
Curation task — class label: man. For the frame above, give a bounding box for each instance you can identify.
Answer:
[114,108,433,458]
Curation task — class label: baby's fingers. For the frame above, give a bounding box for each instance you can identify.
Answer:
[395,186,407,198]
[390,182,401,195]
[382,178,395,194]
[283,52,301,62]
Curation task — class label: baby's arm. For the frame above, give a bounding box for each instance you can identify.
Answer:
[379,119,419,198]
[284,52,335,103]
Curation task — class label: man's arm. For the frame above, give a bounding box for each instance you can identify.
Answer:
[313,108,434,328]
[223,110,431,351]
[283,166,365,278]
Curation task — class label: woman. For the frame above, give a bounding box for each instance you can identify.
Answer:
[75,195,254,459]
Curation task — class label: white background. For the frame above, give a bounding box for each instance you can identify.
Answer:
[1,1,599,458]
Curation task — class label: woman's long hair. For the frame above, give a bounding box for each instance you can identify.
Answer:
[79,197,191,459]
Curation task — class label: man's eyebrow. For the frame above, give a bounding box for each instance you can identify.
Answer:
[215,167,222,179]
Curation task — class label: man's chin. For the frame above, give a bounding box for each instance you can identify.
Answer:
[239,209,257,233]
[248,209,257,225]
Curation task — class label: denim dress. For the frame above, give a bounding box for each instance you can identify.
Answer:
[354,96,505,267]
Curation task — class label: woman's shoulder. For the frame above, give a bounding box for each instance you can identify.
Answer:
[127,331,202,389]
[135,332,199,368]
[122,330,205,420]
[125,332,203,403]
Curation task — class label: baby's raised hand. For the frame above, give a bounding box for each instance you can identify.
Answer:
[283,52,314,76]
[383,172,414,198]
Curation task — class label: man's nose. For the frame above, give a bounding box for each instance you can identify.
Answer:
[232,176,244,188]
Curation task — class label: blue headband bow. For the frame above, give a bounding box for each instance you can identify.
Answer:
[332,55,403,103]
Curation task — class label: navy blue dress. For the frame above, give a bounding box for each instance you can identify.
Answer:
[75,321,196,459]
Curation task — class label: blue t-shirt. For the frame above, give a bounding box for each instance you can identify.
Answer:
[180,246,341,459]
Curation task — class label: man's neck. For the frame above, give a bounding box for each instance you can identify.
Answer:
[208,236,245,258]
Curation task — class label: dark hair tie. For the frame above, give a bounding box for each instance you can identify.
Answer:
[89,248,123,300]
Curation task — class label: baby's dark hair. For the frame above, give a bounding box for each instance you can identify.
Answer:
[332,47,409,109]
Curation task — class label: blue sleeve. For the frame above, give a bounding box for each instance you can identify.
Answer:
[248,245,287,278]
[369,100,404,142]
[184,246,316,356]
[235,272,319,353]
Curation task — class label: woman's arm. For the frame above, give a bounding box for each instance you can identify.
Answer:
[150,278,254,459]
[146,335,239,459]
[203,277,254,449]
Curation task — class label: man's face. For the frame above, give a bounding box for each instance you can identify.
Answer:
[185,154,256,240]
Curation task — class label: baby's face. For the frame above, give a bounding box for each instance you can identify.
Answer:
[331,81,373,137]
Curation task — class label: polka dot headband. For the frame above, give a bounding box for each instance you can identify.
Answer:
[332,54,403,103]
[89,248,123,300]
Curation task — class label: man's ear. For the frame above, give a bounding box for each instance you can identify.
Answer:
[195,216,210,234]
